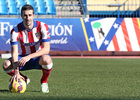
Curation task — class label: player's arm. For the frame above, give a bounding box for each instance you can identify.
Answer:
[11,44,24,81]
[10,28,24,81]
[11,44,19,74]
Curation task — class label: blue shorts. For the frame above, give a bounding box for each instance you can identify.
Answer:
[9,54,51,71]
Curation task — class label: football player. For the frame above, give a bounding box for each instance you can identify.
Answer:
[3,4,53,93]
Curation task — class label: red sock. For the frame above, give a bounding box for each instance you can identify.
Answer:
[7,70,15,76]
[41,67,52,83]
[7,70,27,81]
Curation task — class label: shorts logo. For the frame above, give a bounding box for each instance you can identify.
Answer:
[35,32,41,39]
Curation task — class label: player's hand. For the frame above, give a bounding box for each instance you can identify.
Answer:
[10,73,24,83]
[18,56,31,67]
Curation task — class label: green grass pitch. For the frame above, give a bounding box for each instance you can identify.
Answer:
[0,58,140,100]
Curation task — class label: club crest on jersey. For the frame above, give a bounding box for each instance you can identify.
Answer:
[35,32,41,39]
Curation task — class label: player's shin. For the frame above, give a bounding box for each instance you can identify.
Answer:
[4,69,15,76]
[4,69,29,83]
[41,62,53,83]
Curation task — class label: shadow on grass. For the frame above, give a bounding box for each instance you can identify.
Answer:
[0,90,140,100]
[26,90,40,92]
[0,89,9,93]
[0,96,140,100]
[28,97,140,100]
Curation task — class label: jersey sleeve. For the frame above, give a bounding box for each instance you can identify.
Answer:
[41,22,50,42]
[10,27,19,45]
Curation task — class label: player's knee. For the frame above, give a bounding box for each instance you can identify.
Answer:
[3,60,11,70]
[42,62,53,70]
[44,57,52,65]
[40,55,52,65]
[40,55,53,70]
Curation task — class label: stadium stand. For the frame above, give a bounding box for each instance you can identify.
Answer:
[0,0,8,15]
[0,6,8,15]
[0,0,85,18]
[35,0,45,6]
[54,0,85,18]
[45,0,56,15]
[0,0,139,18]
[87,0,140,18]
[37,6,47,15]
[7,0,17,7]
[0,0,7,6]
[25,0,36,7]
[0,0,56,17]
[16,0,26,8]
[0,0,140,57]
[8,6,19,15]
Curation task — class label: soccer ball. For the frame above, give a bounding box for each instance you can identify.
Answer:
[9,78,26,93]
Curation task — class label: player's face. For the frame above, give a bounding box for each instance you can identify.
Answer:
[21,10,35,28]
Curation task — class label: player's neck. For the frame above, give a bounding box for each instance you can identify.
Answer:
[24,24,33,31]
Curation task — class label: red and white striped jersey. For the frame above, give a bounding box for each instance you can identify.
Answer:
[10,20,50,55]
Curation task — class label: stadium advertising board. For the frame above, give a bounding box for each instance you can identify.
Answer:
[0,18,140,51]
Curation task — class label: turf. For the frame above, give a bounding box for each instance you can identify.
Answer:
[0,58,140,100]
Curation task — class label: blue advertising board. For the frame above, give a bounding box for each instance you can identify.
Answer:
[0,18,88,51]
[1,18,140,51]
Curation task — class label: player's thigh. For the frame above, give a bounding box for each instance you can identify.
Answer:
[20,56,41,70]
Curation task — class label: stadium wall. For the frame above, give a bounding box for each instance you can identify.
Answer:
[0,18,140,57]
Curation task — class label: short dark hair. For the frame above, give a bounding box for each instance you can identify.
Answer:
[21,4,34,15]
